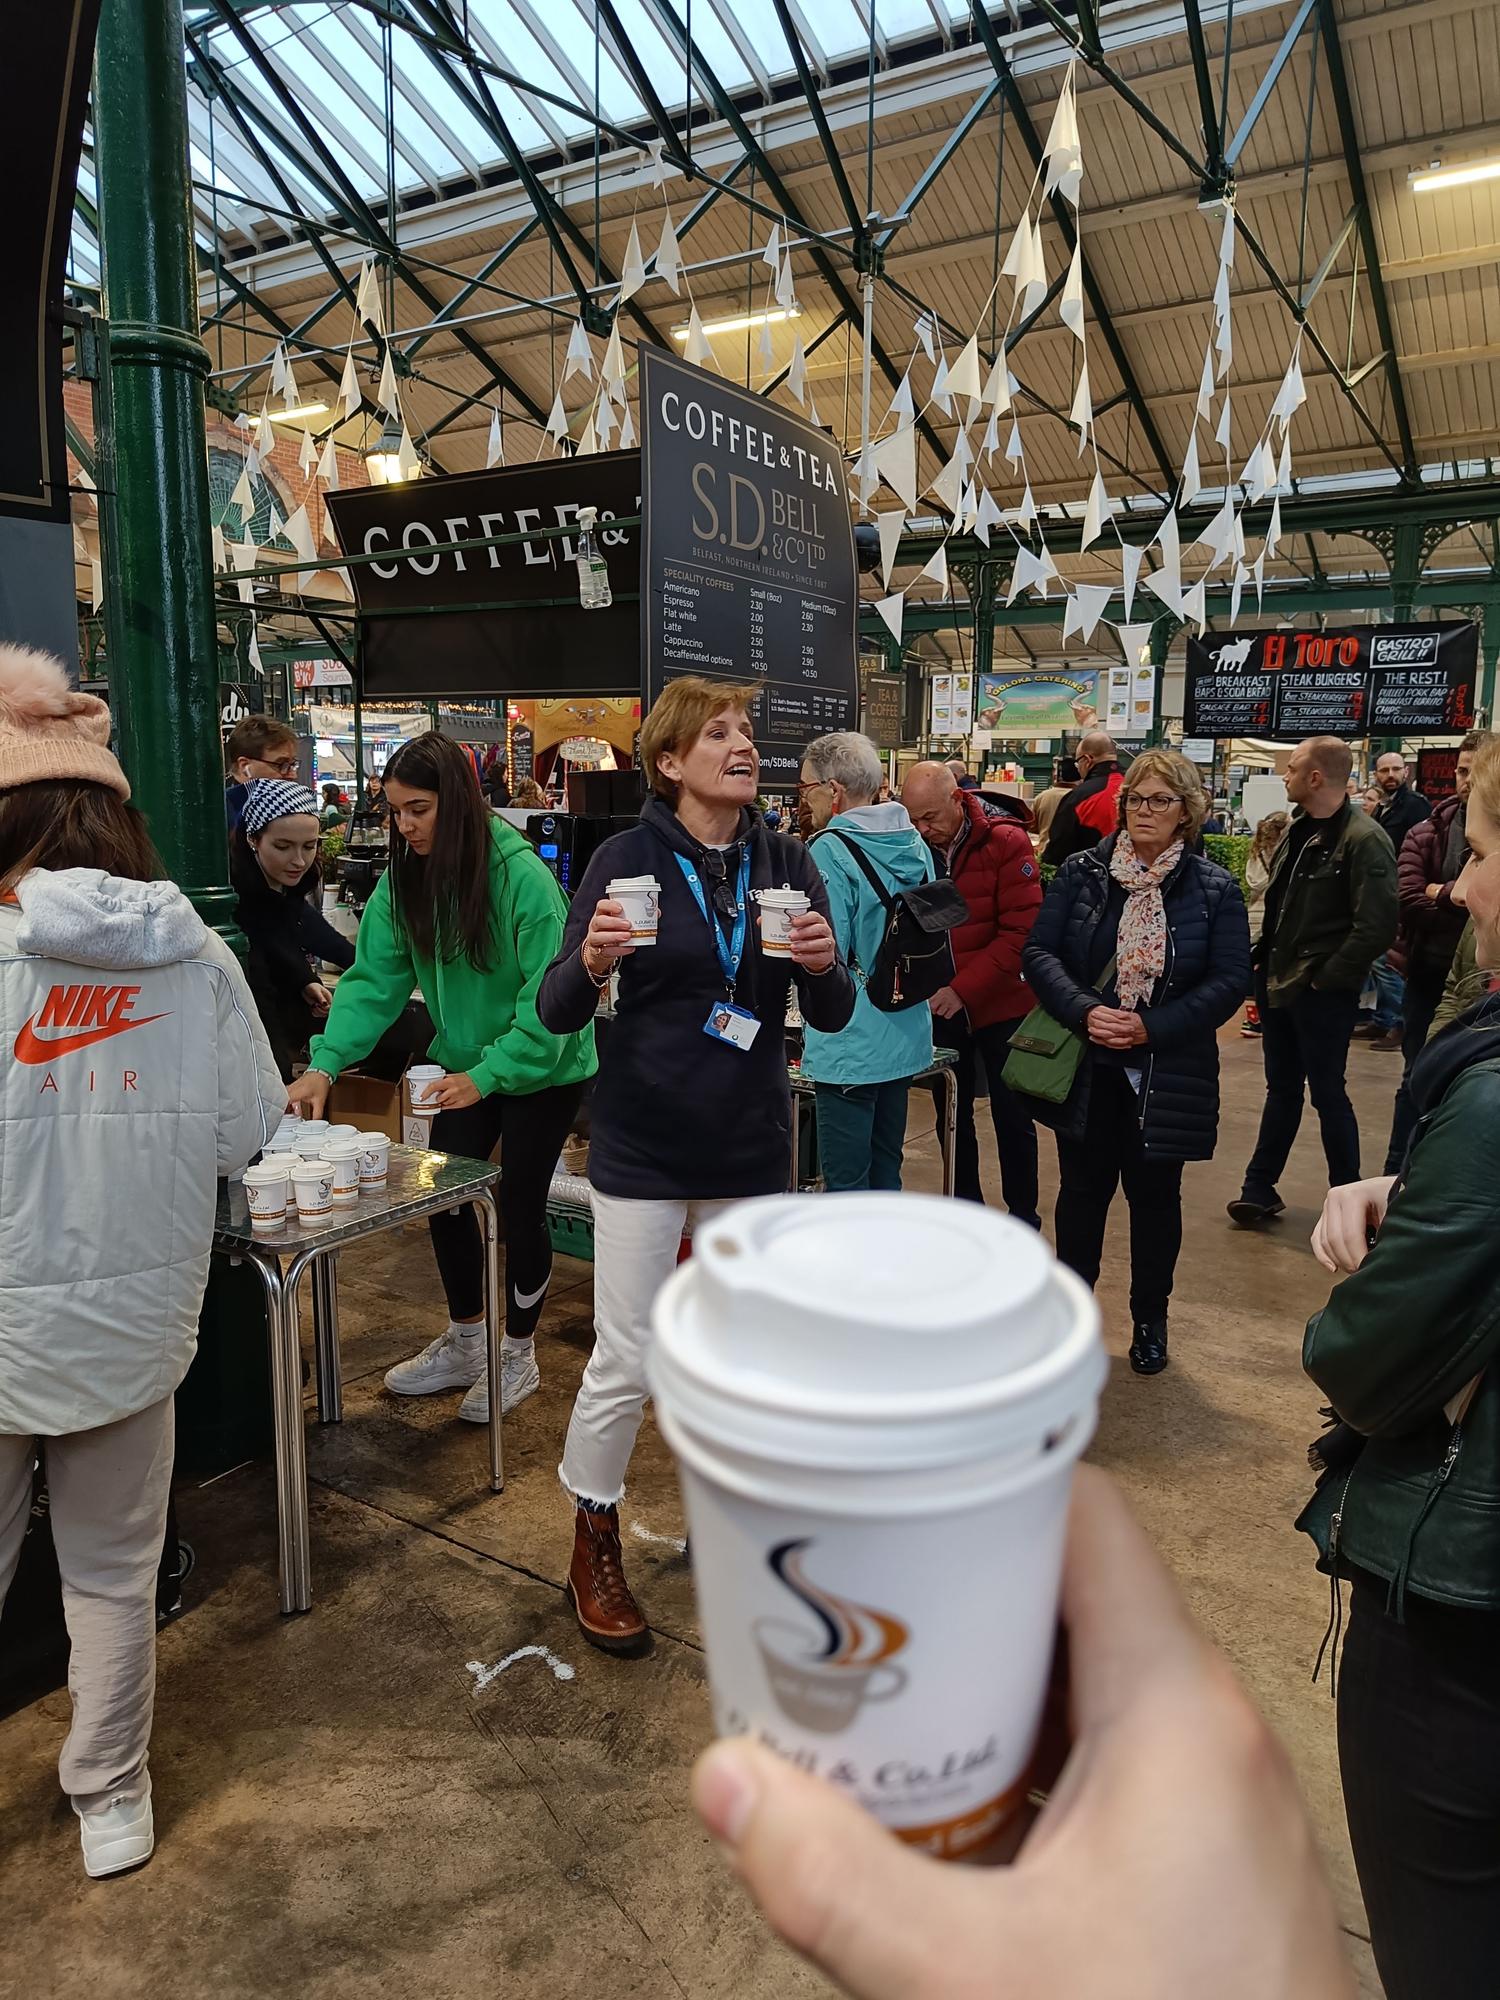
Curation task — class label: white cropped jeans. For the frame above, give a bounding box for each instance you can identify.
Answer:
[558,1192,732,1506]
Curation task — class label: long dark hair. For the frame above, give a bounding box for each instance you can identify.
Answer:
[384,731,497,969]
[0,779,162,890]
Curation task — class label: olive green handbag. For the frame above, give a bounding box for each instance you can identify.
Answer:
[1001,955,1117,1105]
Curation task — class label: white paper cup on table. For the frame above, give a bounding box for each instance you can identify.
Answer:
[324,1123,360,1145]
[356,1131,391,1189]
[405,1064,444,1148]
[297,1119,331,1149]
[647,1193,1105,1863]
[243,1161,289,1233]
[260,1152,301,1212]
[290,1162,335,1225]
[607,875,661,945]
[754,887,809,958]
[321,1138,363,1206]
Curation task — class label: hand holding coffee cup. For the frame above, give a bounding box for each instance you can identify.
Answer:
[786,908,836,975]
[421,1071,482,1112]
[582,897,637,980]
[286,1068,332,1120]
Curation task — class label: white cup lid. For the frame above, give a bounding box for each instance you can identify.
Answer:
[608,875,660,892]
[756,887,809,906]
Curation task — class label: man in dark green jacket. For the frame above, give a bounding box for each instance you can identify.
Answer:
[1229,735,1398,1224]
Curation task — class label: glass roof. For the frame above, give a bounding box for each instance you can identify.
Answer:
[69,0,980,282]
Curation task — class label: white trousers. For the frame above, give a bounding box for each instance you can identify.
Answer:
[0,1396,175,1814]
[559,1191,732,1507]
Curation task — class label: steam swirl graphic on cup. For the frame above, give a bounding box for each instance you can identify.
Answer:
[756,1539,910,1734]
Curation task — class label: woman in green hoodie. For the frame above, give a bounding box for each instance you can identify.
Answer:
[288,732,596,1425]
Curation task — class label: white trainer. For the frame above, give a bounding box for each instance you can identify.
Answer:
[79,1780,154,1879]
[458,1347,541,1423]
[383,1325,485,1397]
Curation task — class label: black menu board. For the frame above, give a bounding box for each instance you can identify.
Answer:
[640,346,858,785]
[1185,624,1478,741]
[860,667,905,750]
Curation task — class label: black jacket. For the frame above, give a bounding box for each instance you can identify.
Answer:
[1373,783,1430,854]
[1045,761,1123,864]
[1020,837,1250,1161]
[232,847,355,1080]
[538,800,855,1199]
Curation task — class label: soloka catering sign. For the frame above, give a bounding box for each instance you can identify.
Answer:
[639,346,858,783]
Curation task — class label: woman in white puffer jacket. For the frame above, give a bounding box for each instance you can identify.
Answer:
[0,645,283,1878]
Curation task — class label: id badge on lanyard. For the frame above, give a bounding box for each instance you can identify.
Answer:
[675,851,761,1052]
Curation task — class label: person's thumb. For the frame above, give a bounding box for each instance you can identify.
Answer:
[692,1740,998,2000]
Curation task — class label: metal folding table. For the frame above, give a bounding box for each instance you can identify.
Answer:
[214,1145,502,1616]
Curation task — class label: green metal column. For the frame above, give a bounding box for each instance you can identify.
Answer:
[1146,617,1179,748]
[93,0,238,940]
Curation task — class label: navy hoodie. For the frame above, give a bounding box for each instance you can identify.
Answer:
[538,799,855,1199]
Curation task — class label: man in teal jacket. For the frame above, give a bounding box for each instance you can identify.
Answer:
[799,731,934,1191]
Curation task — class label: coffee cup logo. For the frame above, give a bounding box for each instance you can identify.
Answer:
[756,1540,909,1735]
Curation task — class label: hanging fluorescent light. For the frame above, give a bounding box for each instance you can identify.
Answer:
[671,304,802,342]
[270,402,329,423]
[1409,156,1500,193]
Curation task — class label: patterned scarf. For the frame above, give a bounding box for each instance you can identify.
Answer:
[1110,833,1183,1010]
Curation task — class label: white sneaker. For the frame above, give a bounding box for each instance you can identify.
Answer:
[458,1347,541,1423]
[383,1325,485,1397]
[79,1779,154,1879]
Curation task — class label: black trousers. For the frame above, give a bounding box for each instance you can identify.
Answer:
[428,1083,583,1332]
[1339,1578,1500,2000]
[1053,1067,1184,1325]
[1242,981,1361,1196]
[1383,965,1449,1172]
[933,1015,1039,1224]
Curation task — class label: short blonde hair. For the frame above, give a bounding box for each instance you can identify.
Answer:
[1468,734,1500,829]
[1117,748,1208,843]
[638,677,755,803]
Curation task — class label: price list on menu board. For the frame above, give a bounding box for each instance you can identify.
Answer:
[1186,624,1478,741]
[641,347,859,785]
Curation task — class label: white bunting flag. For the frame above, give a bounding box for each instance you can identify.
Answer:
[396,426,422,481]
[787,333,807,405]
[1069,361,1092,453]
[645,138,670,188]
[1006,545,1046,605]
[1197,495,1237,569]
[620,221,647,302]
[930,355,952,416]
[1023,215,1051,318]
[1195,342,1216,425]
[229,463,254,516]
[762,223,780,272]
[982,408,1001,463]
[928,449,965,516]
[211,524,226,573]
[1117,623,1154,668]
[1182,577,1207,631]
[871,423,918,511]
[1005,417,1024,463]
[247,624,262,675]
[1266,493,1283,561]
[1214,393,1232,452]
[1059,242,1086,340]
[318,436,340,488]
[682,304,714,368]
[298,426,317,477]
[952,424,975,481]
[265,504,283,545]
[974,484,1004,547]
[1215,295,1233,378]
[1253,547,1266,612]
[1043,69,1084,204]
[1072,582,1114,642]
[234,540,258,603]
[576,413,598,457]
[806,385,824,431]
[920,543,949,591]
[757,319,774,368]
[775,252,797,311]
[1230,561,1247,628]
[1180,427,1202,504]
[339,348,360,421]
[1155,503,1180,572]
[355,258,379,323]
[913,309,937,362]
[1080,468,1108,551]
[283,502,318,566]
[1144,560,1184,618]
[873,592,905,644]
[1276,432,1292,492]
[877,510,905,587]
[1220,203,1236,269]
[1120,540,1144,619]
[1271,343,1307,431]
[602,323,627,393]
[280,353,303,414]
[886,369,915,428]
[948,335,983,403]
[270,342,290,397]
[596,395,616,449]
[378,347,400,418]
[618,403,637,450]
[545,389,568,446]
[656,210,682,294]
[1213,260,1232,326]
[564,318,594,383]
[1013,480,1037,532]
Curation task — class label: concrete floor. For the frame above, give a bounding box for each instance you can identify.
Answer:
[1,1023,1400,1997]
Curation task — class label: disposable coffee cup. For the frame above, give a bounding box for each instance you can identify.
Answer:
[356,1131,391,1189]
[290,1162,334,1225]
[325,1123,360,1145]
[405,1064,443,1148]
[607,874,661,946]
[321,1137,363,1206]
[648,1193,1105,1863]
[754,887,810,958]
[243,1161,289,1234]
[260,1151,301,1212]
[298,1118,331,1148]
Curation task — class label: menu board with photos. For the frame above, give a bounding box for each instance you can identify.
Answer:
[929,672,974,737]
[1185,623,1479,741]
[639,346,859,786]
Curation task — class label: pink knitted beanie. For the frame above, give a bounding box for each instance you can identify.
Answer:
[0,645,129,801]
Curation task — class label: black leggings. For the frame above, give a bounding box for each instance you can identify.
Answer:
[1339,1577,1500,1999]
[428,1083,582,1333]
[1053,1067,1184,1325]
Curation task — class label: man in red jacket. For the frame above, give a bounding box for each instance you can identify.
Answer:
[902,761,1044,1222]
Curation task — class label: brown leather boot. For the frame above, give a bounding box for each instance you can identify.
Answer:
[566,1505,651,1656]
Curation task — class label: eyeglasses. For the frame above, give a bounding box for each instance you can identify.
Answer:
[1125,793,1183,814]
[254,756,300,778]
[795,778,831,795]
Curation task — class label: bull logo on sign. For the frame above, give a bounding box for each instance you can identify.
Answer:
[1211,638,1253,669]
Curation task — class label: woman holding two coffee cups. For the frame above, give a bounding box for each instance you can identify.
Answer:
[538,676,854,1656]
[287,732,596,1424]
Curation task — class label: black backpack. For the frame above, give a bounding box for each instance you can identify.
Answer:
[816,831,967,1012]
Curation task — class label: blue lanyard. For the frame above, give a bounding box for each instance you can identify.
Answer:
[675,849,750,996]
